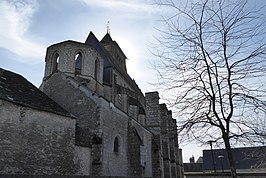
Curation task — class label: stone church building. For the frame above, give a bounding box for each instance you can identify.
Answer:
[0,31,183,177]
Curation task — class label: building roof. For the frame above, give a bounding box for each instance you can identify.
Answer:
[100,33,127,60]
[101,33,113,43]
[203,146,266,171]
[0,68,71,117]
[85,31,113,68]
[85,31,143,96]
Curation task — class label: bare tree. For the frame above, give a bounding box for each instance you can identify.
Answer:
[152,0,266,177]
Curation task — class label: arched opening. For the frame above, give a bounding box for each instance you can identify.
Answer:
[75,52,82,75]
[94,58,99,81]
[114,136,119,153]
[52,52,59,73]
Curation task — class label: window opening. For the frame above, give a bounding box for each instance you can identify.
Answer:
[114,136,119,153]
[53,53,59,72]
[94,59,99,81]
[75,52,82,74]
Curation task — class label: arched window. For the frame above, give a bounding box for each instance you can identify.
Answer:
[52,53,59,73]
[75,52,82,75]
[94,58,99,81]
[114,136,119,153]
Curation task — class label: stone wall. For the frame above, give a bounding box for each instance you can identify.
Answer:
[41,72,99,147]
[2,174,265,178]
[145,92,164,178]
[145,92,161,134]
[74,146,91,175]
[0,99,78,175]
[130,119,153,177]
[128,122,143,177]
[160,104,171,178]
[185,172,266,178]
[0,175,152,178]
[44,41,104,96]
[99,100,129,177]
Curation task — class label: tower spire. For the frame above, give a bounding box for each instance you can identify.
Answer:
[107,21,110,34]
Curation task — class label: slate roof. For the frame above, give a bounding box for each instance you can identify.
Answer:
[101,32,113,43]
[203,146,266,171]
[85,31,143,96]
[0,68,71,117]
[101,33,127,60]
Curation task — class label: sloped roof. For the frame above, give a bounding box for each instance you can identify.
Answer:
[100,33,127,60]
[85,31,112,68]
[203,146,266,171]
[85,31,143,96]
[0,68,71,117]
[101,33,113,43]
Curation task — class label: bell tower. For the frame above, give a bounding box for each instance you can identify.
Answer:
[42,40,104,95]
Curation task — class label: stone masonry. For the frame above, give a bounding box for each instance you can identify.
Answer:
[0,31,184,177]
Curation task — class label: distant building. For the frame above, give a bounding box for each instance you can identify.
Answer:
[0,31,184,177]
[203,146,266,173]
[184,156,203,173]
[184,146,266,175]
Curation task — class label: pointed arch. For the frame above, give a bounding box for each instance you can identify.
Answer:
[113,136,120,153]
[75,52,82,74]
[52,52,59,73]
[94,58,99,81]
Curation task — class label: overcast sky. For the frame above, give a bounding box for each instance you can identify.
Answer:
[1,0,265,163]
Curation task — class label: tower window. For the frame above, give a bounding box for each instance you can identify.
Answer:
[75,52,82,75]
[114,136,119,153]
[94,58,99,81]
[52,52,59,73]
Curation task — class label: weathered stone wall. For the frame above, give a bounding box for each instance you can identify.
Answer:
[128,122,143,177]
[101,42,127,72]
[145,92,164,178]
[41,72,99,147]
[44,41,104,96]
[74,146,91,175]
[145,92,161,134]
[130,119,153,177]
[160,104,171,178]
[112,69,145,111]
[151,138,162,178]
[40,71,154,177]
[45,41,103,81]
[1,173,266,178]
[178,149,184,178]
[0,99,78,175]
[168,112,178,178]
[99,100,129,177]
[0,175,153,178]
[184,172,266,178]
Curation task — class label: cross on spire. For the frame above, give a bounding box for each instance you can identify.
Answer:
[107,21,110,34]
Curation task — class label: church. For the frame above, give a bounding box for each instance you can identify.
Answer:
[0,31,184,178]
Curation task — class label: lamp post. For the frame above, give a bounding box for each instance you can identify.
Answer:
[218,155,224,173]
[207,140,216,172]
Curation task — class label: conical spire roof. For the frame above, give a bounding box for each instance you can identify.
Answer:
[85,31,99,44]
[101,33,113,43]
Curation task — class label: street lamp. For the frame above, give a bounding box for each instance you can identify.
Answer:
[207,140,216,172]
[218,155,224,172]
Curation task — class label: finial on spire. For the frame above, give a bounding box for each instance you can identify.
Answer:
[107,21,110,34]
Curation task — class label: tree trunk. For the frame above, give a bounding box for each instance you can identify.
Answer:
[223,135,237,178]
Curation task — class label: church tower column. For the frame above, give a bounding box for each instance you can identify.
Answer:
[145,92,164,178]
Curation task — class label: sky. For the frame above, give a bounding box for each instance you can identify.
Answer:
[1,0,265,163]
